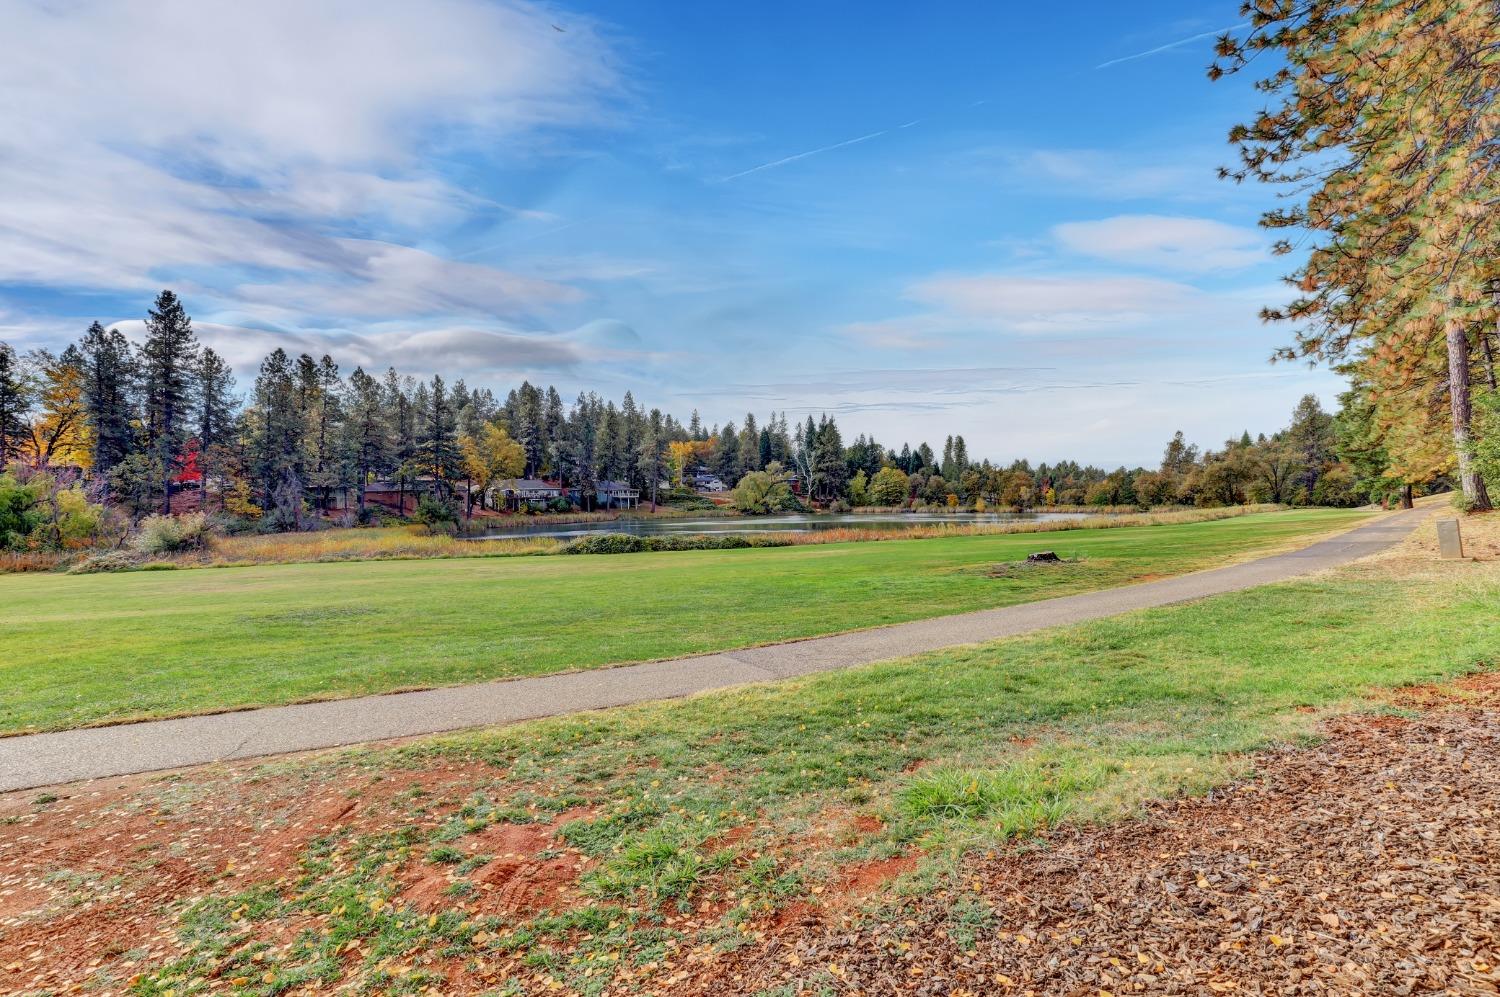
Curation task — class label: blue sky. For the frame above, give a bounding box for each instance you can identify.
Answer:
[0,0,1339,466]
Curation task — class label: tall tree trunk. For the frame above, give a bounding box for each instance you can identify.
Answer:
[1483,323,1499,392]
[1400,483,1413,509]
[1446,316,1492,511]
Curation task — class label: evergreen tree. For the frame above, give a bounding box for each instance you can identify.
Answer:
[543,386,565,476]
[418,374,462,493]
[309,355,343,512]
[384,369,417,515]
[811,415,848,501]
[636,408,666,510]
[78,322,136,478]
[714,420,741,483]
[345,367,390,514]
[196,348,237,511]
[620,391,643,486]
[739,412,761,478]
[138,290,199,513]
[513,381,545,476]
[252,348,305,529]
[0,342,28,464]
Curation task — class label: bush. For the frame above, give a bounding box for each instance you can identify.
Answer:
[414,495,459,533]
[560,533,647,555]
[0,467,110,551]
[132,512,215,555]
[559,532,795,555]
[69,550,140,574]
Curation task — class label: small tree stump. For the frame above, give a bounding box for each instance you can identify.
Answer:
[1026,551,1061,563]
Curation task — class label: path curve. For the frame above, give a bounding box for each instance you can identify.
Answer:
[0,509,1426,792]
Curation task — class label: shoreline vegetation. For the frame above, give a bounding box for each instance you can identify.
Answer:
[40,503,1293,573]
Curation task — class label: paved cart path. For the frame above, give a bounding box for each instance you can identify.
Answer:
[0,510,1426,792]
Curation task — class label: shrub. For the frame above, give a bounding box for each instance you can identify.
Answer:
[0,468,110,551]
[559,532,795,555]
[561,533,648,555]
[414,495,459,533]
[132,512,215,555]
[69,550,140,574]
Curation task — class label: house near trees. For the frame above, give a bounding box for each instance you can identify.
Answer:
[593,479,641,509]
[490,478,564,510]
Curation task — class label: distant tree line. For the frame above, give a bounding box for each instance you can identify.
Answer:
[0,290,1437,550]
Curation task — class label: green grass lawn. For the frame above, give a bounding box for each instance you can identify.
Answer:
[122,519,1498,997]
[0,508,1371,733]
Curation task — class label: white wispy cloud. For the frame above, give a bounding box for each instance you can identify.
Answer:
[908,273,1198,334]
[0,0,624,321]
[1052,215,1268,272]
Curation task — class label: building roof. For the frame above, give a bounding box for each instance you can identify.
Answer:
[494,479,561,492]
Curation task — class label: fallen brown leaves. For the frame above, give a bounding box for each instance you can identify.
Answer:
[683,685,1500,996]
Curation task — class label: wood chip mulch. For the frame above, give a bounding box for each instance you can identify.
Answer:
[689,679,1500,996]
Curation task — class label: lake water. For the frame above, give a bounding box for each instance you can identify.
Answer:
[467,510,1091,541]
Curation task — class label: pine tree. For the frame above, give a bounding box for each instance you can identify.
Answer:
[345,367,390,514]
[811,415,848,501]
[0,342,31,465]
[385,370,417,514]
[418,374,462,493]
[79,322,137,478]
[1215,1,1500,509]
[252,348,304,529]
[309,355,343,512]
[138,290,199,513]
[636,408,666,510]
[739,413,761,478]
[714,420,740,483]
[196,348,237,511]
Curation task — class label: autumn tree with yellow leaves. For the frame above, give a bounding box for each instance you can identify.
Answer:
[1215,0,1499,509]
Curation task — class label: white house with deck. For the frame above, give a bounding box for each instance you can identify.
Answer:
[490,478,564,509]
[595,479,641,509]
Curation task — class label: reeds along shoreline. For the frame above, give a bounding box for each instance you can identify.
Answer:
[41,503,1286,572]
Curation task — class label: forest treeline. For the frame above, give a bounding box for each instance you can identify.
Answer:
[0,289,1410,553]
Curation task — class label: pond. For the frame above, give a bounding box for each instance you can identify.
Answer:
[466,510,1092,541]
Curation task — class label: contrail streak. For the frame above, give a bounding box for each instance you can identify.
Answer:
[716,127,895,182]
[1094,22,1247,71]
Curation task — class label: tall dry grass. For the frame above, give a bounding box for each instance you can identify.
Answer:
[5,504,1292,572]
[174,526,559,568]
